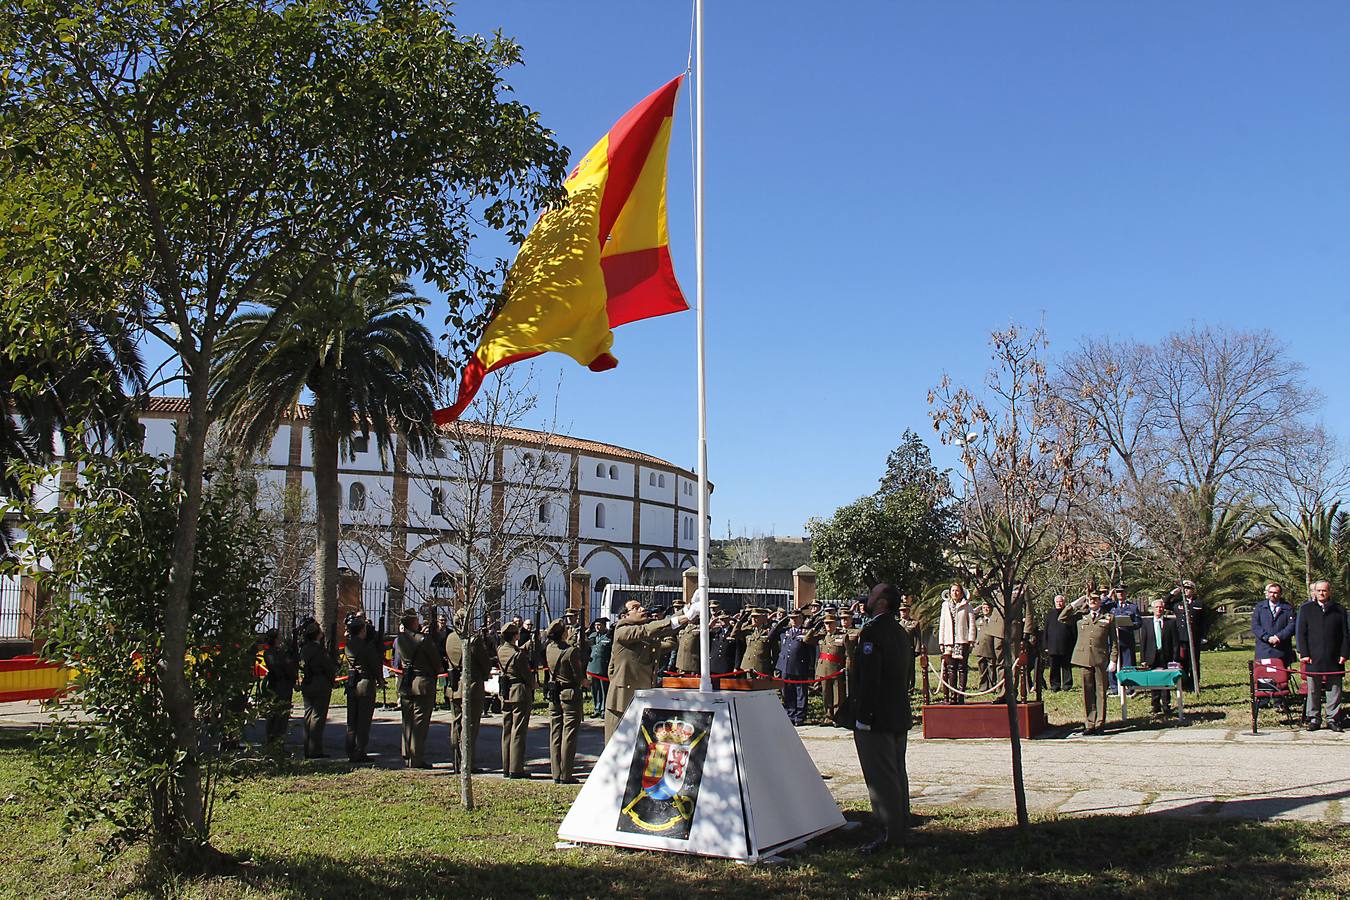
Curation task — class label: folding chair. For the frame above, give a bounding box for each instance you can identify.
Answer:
[1249,659,1297,734]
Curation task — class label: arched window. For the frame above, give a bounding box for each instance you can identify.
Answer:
[595,462,606,478]
[648,473,656,486]
[522,452,536,469]
[430,486,444,516]
[350,435,369,454]
[538,500,551,523]
[608,464,618,479]
[348,481,366,511]
[595,503,607,529]
[658,474,666,488]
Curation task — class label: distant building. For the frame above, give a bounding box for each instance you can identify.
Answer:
[0,398,711,647]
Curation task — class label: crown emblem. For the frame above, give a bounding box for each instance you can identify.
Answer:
[653,719,696,744]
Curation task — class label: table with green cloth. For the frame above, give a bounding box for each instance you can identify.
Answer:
[1116,667,1185,722]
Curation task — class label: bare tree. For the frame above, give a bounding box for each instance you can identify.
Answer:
[931,324,1107,828]
[412,365,568,810]
[1058,324,1322,584]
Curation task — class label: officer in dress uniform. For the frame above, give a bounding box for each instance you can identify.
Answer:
[1059,593,1116,735]
[706,602,734,677]
[395,608,445,768]
[343,611,384,762]
[776,609,816,725]
[298,617,336,759]
[811,612,849,724]
[675,604,701,675]
[544,614,587,783]
[497,621,536,777]
[445,608,491,773]
[605,599,702,740]
[732,607,776,678]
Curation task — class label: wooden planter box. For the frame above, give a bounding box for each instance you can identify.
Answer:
[661,675,783,692]
[921,701,1048,739]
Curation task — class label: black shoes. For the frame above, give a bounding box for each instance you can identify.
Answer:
[859,837,899,856]
[1329,720,1345,733]
[1308,719,1322,731]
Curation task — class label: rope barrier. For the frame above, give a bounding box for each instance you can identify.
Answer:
[927,660,1020,698]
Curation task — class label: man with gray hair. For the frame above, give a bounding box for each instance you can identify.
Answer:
[1296,580,1350,732]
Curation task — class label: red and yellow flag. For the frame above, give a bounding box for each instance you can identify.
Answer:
[435,76,689,424]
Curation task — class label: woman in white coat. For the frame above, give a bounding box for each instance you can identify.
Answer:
[939,583,977,703]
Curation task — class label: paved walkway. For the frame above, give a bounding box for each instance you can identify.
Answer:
[5,701,1348,823]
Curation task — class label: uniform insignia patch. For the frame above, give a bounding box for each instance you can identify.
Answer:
[862,642,874,655]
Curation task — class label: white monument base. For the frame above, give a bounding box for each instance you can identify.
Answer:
[557,688,845,862]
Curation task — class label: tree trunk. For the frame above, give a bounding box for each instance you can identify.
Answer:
[460,631,477,811]
[160,365,211,854]
[1002,587,1029,827]
[312,425,341,657]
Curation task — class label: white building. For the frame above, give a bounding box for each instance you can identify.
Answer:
[137,398,709,617]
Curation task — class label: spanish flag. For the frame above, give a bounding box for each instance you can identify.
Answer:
[435,76,689,424]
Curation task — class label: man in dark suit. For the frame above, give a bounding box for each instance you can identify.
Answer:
[1139,598,1179,716]
[1296,580,1350,732]
[1042,594,1076,691]
[850,583,913,854]
[1252,582,1296,665]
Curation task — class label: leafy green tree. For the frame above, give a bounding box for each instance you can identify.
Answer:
[1,0,565,856]
[808,431,954,598]
[0,313,144,553]
[6,450,266,860]
[212,268,440,652]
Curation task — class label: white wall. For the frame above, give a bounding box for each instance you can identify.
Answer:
[577,456,633,497]
[579,495,632,542]
[638,502,675,546]
[142,418,177,456]
[677,475,699,510]
[638,466,676,503]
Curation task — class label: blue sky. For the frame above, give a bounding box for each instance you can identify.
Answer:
[179,1,1328,542]
[436,3,1350,535]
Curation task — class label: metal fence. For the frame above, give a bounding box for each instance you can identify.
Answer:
[259,581,572,636]
[0,576,25,640]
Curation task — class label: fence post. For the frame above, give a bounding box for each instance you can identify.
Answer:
[682,567,698,605]
[792,565,817,610]
[570,567,591,630]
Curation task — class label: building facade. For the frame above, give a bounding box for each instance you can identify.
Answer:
[151,398,706,611]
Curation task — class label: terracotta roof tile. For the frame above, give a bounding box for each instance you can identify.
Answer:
[140,396,701,483]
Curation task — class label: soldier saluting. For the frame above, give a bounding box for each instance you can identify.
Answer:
[544,610,588,783]
[497,621,535,777]
[732,607,776,678]
[395,608,445,768]
[445,608,491,774]
[343,611,384,763]
[605,597,702,740]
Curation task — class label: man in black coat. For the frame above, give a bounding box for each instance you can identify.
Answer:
[1296,580,1350,732]
[1041,594,1076,692]
[1139,598,1179,715]
[849,583,913,855]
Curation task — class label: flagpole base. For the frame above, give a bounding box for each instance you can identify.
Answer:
[557,688,844,862]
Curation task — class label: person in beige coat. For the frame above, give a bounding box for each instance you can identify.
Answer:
[1059,593,1116,734]
[605,598,702,741]
[938,584,977,703]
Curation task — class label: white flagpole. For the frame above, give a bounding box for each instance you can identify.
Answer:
[695,0,711,693]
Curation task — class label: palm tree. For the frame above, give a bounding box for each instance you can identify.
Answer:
[211,268,440,649]
[1,313,144,553]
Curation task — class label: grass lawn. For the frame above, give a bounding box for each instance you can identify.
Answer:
[2,730,1347,899]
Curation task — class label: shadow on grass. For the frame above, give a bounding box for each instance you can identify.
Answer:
[207,808,1342,899]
